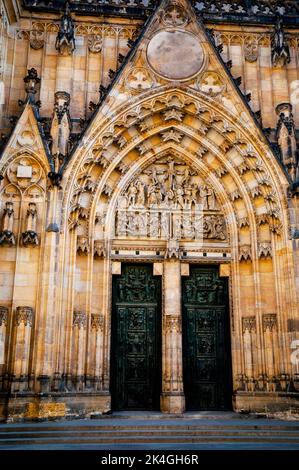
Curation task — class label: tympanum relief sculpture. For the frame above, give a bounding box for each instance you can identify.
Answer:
[115,158,226,241]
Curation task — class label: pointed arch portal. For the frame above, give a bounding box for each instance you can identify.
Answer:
[0,0,298,419]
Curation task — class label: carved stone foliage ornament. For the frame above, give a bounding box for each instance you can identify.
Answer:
[88,34,102,53]
[7,156,42,189]
[161,4,188,27]
[15,306,33,327]
[125,67,153,91]
[29,30,45,50]
[198,71,225,96]
[115,158,226,241]
[147,30,205,80]
[244,39,258,62]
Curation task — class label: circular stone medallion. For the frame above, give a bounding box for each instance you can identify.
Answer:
[147,30,204,80]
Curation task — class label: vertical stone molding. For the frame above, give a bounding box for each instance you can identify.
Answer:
[72,310,87,391]
[88,313,105,390]
[11,307,34,392]
[242,316,257,391]
[263,313,278,381]
[161,259,185,413]
[0,306,8,369]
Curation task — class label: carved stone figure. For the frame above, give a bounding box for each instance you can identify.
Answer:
[23,68,40,98]
[50,91,71,160]
[115,159,224,240]
[200,185,216,210]
[55,3,75,55]
[0,202,16,246]
[271,16,290,67]
[77,236,90,255]
[276,103,298,181]
[127,182,138,206]
[21,203,39,246]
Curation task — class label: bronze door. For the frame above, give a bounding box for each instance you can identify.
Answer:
[111,264,161,410]
[182,265,232,410]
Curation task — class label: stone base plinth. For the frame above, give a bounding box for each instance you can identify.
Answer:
[234,392,299,413]
[0,392,111,422]
[160,392,185,413]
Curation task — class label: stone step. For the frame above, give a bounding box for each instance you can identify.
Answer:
[1,417,299,449]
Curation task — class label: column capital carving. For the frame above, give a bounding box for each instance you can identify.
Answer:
[0,306,8,326]
[263,313,277,332]
[91,313,105,331]
[164,315,182,333]
[73,310,87,329]
[77,236,90,255]
[242,316,256,334]
[15,306,34,327]
[93,240,106,258]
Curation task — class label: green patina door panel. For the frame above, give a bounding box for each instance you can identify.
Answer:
[182,265,232,410]
[111,264,161,410]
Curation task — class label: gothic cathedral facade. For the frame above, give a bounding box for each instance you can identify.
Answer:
[0,0,299,420]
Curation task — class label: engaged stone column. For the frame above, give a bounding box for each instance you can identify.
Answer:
[72,311,87,391]
[12,307,34,392]
[0,307,8,370]
[87,313,105,391]
[161,258,185,413]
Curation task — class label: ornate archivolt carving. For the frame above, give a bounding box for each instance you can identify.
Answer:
[15,306,33,327]
[160,129,184,143]
[242,316,256,334]
[64,88,287,242]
